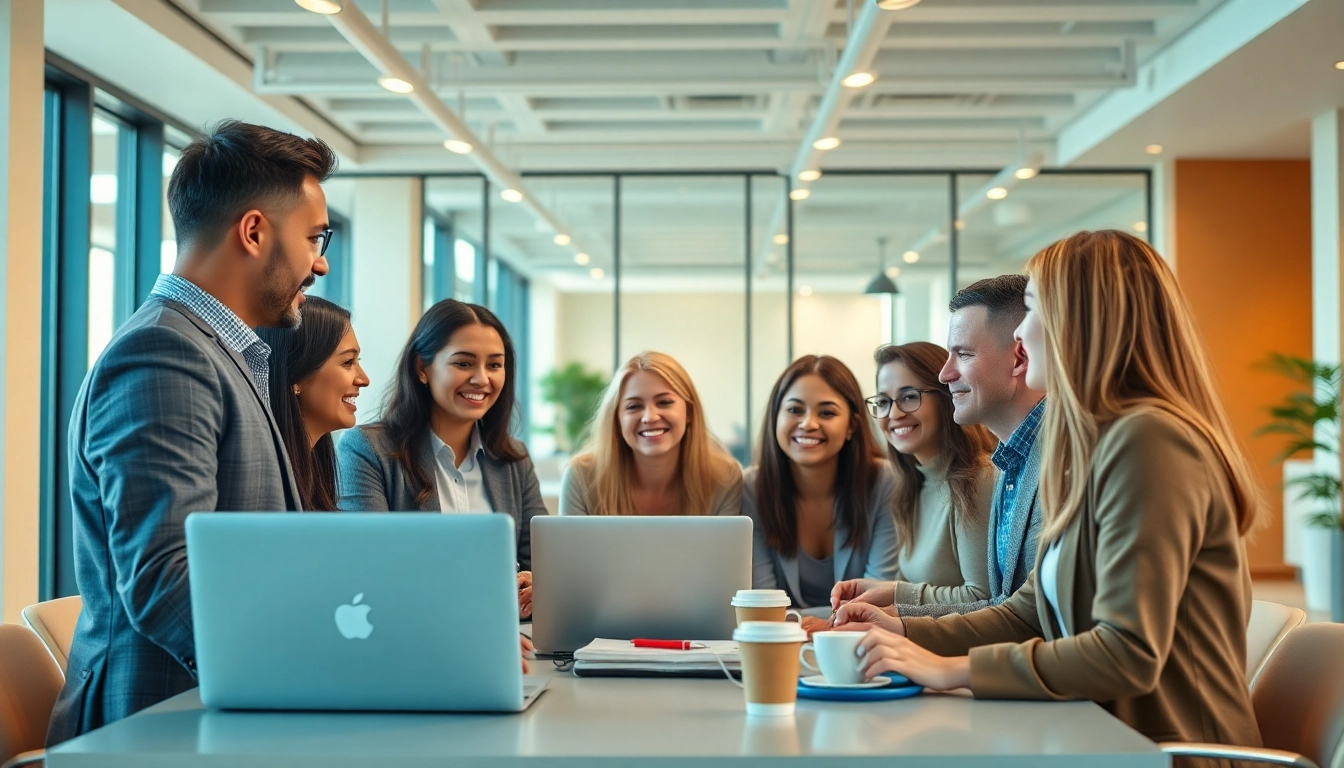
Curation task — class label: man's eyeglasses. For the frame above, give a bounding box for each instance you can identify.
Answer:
[865,389,942,419]
[316,228,334,257]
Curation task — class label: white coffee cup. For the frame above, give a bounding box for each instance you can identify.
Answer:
[731,590,803,625]
[799,630,865,686]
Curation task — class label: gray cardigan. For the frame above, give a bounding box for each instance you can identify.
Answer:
[742,462,900,614]
[897,434,1045,618]
[557,458,743,516]
[335,423,547,570]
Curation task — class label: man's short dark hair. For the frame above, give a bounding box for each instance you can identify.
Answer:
[949,275,1029,345]
[168,120,337,250]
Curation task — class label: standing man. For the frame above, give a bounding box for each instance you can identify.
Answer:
[832,275,1046,618]
[48,121,336,743]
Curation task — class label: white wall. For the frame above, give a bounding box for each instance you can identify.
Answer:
[350,177,422,420]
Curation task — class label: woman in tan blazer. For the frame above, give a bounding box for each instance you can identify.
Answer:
[835,230,1261,763]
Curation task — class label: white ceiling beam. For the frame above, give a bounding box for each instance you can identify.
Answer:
[321,0,574,247]
[1056,0,1308,165]
[838,0,1200,23]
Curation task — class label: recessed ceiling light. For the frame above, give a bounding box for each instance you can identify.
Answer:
[589,267,604,280]
[902,250,919,264]
[813,137,841,151]
[443,139,473,154]
[789,188,811,201]
[876,0,922,8]
[377,76,414,94]
[500,188,523,203]
[772,234,789,245]
[885,266,900,278]
[986,187,1008,200]
[798,169,822,182]
[1133,221,1148,233]
[294,0,342,13]
[842,72,876,88]
[574,252,590,265]
[1335,60,1344,70]
[799,285,814,297]
[1014,167,1038,180]
[1145,144,1163,155]
[553,234,572,246]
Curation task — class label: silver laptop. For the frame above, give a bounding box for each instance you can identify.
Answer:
[530,516,752,654]
[186,512,548,712]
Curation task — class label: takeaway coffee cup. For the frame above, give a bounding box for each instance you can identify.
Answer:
[734,621,808,716]
[799,630,865,686]
[731,589,803,625]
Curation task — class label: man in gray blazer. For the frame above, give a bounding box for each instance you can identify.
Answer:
[47,121,337,744]
[833,275,1047,619]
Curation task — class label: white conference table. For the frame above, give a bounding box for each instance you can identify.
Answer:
[48,665,1168,767]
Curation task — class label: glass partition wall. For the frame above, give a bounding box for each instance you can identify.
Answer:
[416,169,1150,477]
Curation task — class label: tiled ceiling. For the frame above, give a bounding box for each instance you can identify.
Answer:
[179,0,1228,168]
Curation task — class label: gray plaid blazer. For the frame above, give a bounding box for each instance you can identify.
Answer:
[47,297,300,745]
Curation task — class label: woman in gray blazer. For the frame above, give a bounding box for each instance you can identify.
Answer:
[336,300,547,614]
[744,355,898,630]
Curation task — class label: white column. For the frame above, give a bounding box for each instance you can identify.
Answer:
[1310,110,1343,608]
[349,177,423,422]
[0,0,45,621]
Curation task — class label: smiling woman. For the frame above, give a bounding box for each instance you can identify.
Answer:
[334,299,549,590]
[742,355,898,615]
[558,351,742,517]
[258,296,368,512]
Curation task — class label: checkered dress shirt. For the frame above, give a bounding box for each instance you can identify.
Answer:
[149,274,272,403]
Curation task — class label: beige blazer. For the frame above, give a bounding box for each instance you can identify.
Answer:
[903,409,1259,762]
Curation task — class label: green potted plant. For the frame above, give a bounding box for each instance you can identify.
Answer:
[1257,354,1344,620]
[538,362,608,453]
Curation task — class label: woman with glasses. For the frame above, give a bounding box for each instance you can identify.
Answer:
[830,342,996,615]
[743,355,899,627]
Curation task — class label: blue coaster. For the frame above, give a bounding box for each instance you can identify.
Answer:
[796,682,923,702]
[797,674,922,702]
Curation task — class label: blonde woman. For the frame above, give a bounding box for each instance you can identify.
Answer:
[559,352,743,517]
[835,230,1261,761]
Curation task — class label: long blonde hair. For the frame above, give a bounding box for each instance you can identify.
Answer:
[573,351,737,516]
[1027,230,1261,541]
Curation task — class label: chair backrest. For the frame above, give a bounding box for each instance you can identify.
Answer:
[21,596,82,678]
[1245,599,1307,690]
[0,624,66,763]
[1252,622,1344,768]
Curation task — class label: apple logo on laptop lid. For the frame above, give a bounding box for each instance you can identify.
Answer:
[334,593,374,639]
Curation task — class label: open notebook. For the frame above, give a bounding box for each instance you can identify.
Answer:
[572,638,741,678]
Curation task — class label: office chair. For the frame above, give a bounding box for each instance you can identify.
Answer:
[20,597,81,679]
[1161,622,1344,768]
[0,624,65,768]
[1245,599,1307,690]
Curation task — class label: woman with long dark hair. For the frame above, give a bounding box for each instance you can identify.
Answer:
[830,342,996,615]
[336,299,545,613]
[742,355,898,628]
[258,296,369,511]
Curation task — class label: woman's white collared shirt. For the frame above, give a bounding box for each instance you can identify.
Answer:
[429,427,494,515]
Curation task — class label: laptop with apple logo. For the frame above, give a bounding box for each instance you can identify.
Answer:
[185,512,548,712]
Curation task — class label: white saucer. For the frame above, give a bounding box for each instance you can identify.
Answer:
[799,675,891,690]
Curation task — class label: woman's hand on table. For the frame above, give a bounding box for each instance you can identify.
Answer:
[517,571,533,618]
[856,628,970,692]
[519,633,534,674]
[831,601,905,635]
[830,578,895,610]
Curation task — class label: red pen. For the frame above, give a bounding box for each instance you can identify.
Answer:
[631,639,707,650]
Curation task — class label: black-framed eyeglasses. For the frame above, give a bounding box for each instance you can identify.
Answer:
[316,228,334,257]
[865,389,942,419]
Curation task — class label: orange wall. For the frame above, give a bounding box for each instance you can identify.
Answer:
[1174,160,1313,576]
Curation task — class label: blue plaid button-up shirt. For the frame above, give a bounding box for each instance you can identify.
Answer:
[990,397,1046,584]
[149,274,272,403]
